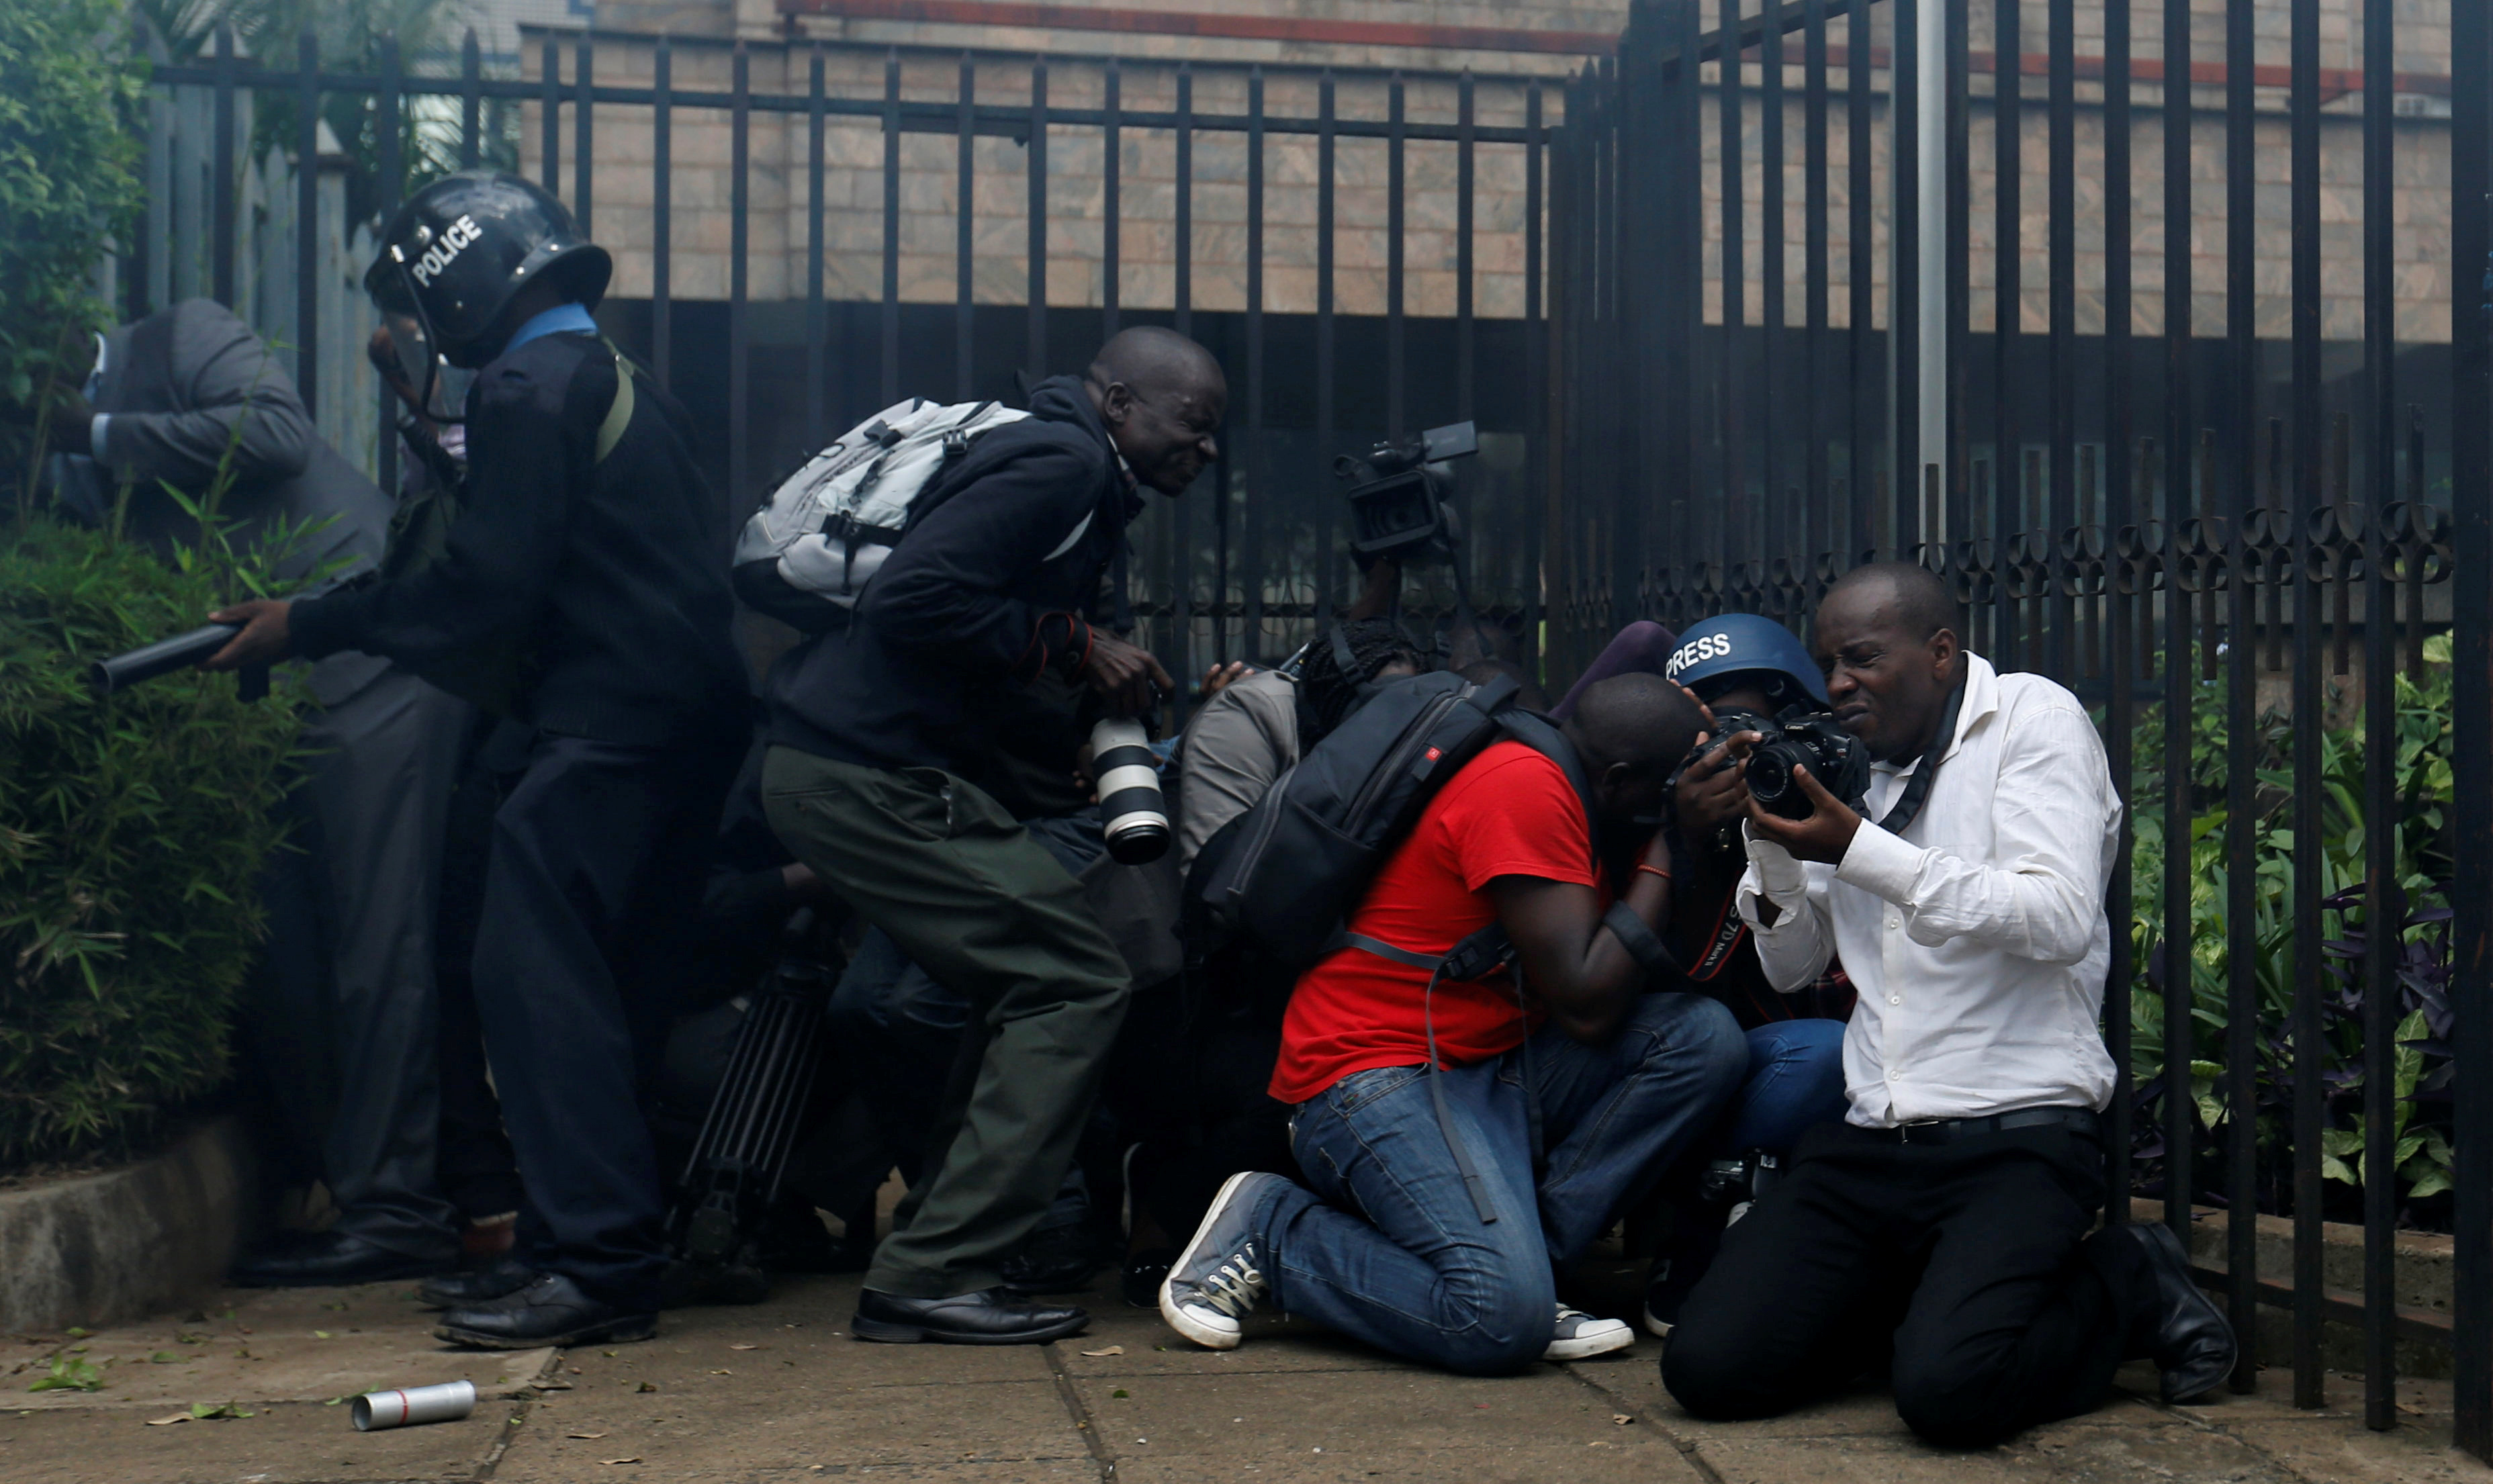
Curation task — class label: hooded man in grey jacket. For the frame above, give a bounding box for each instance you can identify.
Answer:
[9,298,473,1285]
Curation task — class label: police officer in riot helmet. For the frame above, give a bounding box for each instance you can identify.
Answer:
[208,172,748,1349]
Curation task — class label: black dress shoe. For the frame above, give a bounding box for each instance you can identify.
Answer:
[231,1232,452,1289]
[417,1257,541,1310]
[434,1272,658,1350]
[2122,1221,2237,1403]
[852,1287,1089,1345]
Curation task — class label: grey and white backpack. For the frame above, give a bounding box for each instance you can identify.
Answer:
[732,398,1030,631]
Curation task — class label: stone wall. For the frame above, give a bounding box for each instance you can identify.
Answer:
[524,32,1566,319]
[531,0,2459,341]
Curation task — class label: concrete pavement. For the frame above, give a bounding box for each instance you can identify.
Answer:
[5,1266,2489,1483]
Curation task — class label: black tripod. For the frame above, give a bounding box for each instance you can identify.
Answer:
[664,909,840,1303]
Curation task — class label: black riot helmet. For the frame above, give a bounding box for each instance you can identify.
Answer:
[364,172,612,412]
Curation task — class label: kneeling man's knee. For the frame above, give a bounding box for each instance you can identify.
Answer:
[1649,994,1750,1101]
[1660,1314,1784,1420]
[1890,1351,2019,1449]
[1432,1270,1555,1377]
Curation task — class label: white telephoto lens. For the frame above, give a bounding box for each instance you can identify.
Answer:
[1091,717,1169,864]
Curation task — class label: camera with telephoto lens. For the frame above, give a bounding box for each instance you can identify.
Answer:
[1339,421,1478,565]
[1091,717,1169,864]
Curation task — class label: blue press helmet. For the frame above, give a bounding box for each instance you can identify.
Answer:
[1662,613,1829,708]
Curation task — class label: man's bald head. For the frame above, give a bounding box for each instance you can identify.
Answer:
[1569,671,1706,778]
[1087,326,1225,402]
[1813,561,1966,764]
[1564,671,1704,841]
[1085,326,1226,496]
[1821,561,1960,643]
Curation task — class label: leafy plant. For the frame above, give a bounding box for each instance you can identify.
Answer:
[2318,1009,2455,1198]
[0,513,303,1166]
[0,0,147,425]
[2123,634,2457,1225]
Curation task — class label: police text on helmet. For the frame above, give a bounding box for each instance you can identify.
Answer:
[410,216,484,288]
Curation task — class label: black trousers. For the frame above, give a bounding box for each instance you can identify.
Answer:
[237,667,470,1260]
[433,716,527,1223]
[1662,1119,2149,1449]
[471,732,737,1309]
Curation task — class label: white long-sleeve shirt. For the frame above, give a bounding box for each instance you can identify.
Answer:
[1735,651,2123,1127]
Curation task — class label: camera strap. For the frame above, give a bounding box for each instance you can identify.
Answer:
[1685,887,1751,982]
[1874,680,1966,837]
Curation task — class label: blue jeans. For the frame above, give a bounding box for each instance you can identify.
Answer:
[1723,1019,1850,1154]
[1248,993,1746,1374]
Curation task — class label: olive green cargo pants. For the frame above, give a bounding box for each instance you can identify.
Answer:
[760,746,1132,1299]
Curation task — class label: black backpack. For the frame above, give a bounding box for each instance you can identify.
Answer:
[1196,666,1682,983]
[1194,671,1543,966]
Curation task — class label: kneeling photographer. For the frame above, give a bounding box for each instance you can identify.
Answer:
[1660,562,2234,1447]
[1157,672,1746,1374]
[1629,614,1859,1336]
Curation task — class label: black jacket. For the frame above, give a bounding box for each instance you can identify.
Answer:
[290,330,747,747]
[766,375,1140,778]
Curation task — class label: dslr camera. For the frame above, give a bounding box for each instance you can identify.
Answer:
[1339,421,1478,565]
[1687,705,1872,822]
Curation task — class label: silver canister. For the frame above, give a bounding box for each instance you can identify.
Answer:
[350,1379,478,1432]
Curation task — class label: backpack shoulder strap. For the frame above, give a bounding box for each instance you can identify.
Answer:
[594,338,637,464]
[1496,708,1680,976]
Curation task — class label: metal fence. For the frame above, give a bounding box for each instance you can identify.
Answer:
[136,28,1576,692]
[124,1,2493,1452]
[1551,0,2492,1454]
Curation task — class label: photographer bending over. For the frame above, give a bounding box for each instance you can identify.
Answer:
[761,326,1224,1346]
[1159,674,1747,1373]
[1661,563,2233,1446]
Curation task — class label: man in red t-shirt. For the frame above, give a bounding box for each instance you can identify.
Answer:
[1157,674,1750,1373]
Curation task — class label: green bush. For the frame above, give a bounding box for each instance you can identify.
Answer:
[0,0,304,1170]
[2123,635,2458,1223]
[0,0,145,415]
[0,515,301,1166]
[0,430,324,1173]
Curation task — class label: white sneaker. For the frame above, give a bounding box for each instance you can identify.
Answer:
[1159,1171,1281,1351]
[1544,1303,1636,1361]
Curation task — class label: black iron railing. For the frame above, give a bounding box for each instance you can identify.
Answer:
[140,28,1572,693]
[1553,0,2492,1454]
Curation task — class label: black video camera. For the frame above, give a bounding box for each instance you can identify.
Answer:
[1683,705,1872,822]
[1339,421,1478,565]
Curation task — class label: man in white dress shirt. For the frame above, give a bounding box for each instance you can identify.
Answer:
[1661,563,2233,1447]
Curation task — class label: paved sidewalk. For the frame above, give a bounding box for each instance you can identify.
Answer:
[5,1267,2489,1484]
